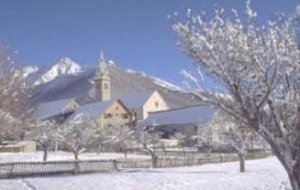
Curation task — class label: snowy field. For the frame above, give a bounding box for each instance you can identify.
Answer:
[0,151,149,162]
[0,156,290,190]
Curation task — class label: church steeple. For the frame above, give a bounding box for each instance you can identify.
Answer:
[94,52,111,102]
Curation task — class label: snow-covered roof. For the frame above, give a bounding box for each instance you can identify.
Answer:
[34,98,76,120]
[72,99,116,120]
[144,104,215,126]
[121,90,155,109]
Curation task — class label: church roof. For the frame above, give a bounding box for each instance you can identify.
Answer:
[74,99,115,120]
[70,99,130,122]
[34,98,76,120]
[121,90,155,109]
[144,104,215,126]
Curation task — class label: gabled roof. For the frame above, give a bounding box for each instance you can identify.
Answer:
[144,104,215,126]
[74,99,115,120]
[72,99,130,121]
[121,90,155,109]
[34,98,76,120]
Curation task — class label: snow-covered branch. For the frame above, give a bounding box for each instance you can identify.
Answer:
[173,2,300,189]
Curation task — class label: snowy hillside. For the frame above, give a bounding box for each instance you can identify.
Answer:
[33,58,82,86]
[30,63,201,108]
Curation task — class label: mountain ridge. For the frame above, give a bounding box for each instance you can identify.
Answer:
[26,58,202,108]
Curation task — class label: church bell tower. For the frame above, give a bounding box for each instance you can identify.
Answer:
[94,52,111,102]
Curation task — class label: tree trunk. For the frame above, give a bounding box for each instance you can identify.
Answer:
[238,153,246,173]
[54,140,58,152]
[151,155,158,168]
[280,159,300,190]
[124,151,128,159]
[265,138,300,190]
[73,151,79,174]
[281,157,300,190]
[73,151,79,160]
[292,159,300,190]
[43,148,48,162]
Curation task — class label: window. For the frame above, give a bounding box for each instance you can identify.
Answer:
[115,113,119,117]
[122,114,128,119]
[104,83,108,89]
[104,113,113,118]
[115,106,119,110]
[154,101,159,108]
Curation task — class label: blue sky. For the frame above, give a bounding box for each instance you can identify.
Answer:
[0,0,299,85]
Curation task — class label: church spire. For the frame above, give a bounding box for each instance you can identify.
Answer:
[98,51,108,77]
[94,51,111,102]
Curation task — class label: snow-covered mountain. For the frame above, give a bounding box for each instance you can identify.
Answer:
[29,61,201,108]
[22,66,39,78]
[32,58,82,86]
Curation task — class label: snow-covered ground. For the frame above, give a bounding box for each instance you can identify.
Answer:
[0,151,149,163]
[0,156,290,190]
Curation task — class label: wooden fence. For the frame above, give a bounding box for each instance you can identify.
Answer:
[117,150,272,169]
[0,150,272,179]
[0,159,117,179]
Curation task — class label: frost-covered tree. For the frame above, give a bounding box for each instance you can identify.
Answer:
[172,132,188,148]
[105,125,135,158]
[211,111,253,172]
[0,46,30,144]
[226,124,252,173]
[193,125,214,154]
[30,121,58,161]
[293,5,300,47]
[57,116,97,160]
[173,1,300,189]
[134,126,163,168]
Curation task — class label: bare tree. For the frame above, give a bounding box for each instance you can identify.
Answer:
[105,125,135,158]
[173,2,300,189]
[227,125,252,173]
[0,46,30,144]
[57,119,96,160]
[29,121,58,161]
[193,125,214,154]
[214,111,253,172]
[134,126,163,168]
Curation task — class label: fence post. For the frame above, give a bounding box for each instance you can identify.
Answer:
[10,163,14,178]
[113,160,118,171]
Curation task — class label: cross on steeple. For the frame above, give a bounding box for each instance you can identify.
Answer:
[98,51,108,77]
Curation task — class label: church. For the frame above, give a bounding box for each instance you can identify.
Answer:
[34,53,170,127]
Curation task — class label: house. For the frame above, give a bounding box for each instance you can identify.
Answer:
[34,98,80,122]
[72,99,132,128]
[122,90,169,121]
[144,104,215,138]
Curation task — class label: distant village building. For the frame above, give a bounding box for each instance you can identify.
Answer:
[144,104,215,138]
[73,99,132,128]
